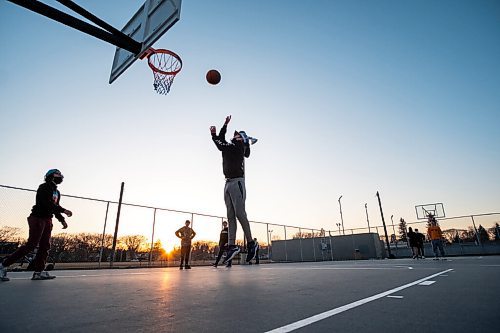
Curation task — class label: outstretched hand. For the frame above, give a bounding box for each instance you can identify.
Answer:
[210,126,216,135]
[224,115,231,125]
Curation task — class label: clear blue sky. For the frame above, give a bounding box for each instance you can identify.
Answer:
[1,0,499,235]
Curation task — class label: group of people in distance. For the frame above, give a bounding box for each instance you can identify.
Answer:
[407,214,446,260]
[174,219,260,269]
[1,115,259,282]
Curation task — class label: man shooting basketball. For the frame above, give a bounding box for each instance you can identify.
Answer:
[210,115,258,264]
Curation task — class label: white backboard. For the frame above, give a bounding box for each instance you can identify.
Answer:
[109,0,181,84]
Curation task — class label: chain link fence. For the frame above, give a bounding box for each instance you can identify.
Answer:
[1,184,499,269]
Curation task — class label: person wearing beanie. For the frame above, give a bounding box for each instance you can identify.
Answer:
[210,115,259,265]
[212,220,229,268]
[0,169,73,281]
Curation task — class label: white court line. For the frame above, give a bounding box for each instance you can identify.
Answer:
[262,267,411,271]
[418,280,435,286]
[264,268,453,333]
[8,272,150,280]
[386,295,404,299]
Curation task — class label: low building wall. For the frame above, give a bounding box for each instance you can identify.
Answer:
[270,236,500,262]
[270,233,384,262]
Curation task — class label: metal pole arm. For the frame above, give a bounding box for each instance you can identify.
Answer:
[8,0,142,54]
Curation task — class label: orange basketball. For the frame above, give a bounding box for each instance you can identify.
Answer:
[206,69,221,85]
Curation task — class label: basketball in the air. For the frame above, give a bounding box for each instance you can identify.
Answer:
[206,69,221,85]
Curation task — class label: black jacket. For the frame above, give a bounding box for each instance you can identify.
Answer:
[212,124,250,179]
[407,230,418,247]
[30,182,66,221]
[218,227,229,247]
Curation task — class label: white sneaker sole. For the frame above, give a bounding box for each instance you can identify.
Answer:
[223,249,240,263]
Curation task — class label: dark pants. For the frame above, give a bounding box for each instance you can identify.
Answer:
[431,239,445,257]
[180,244,191,266]
[418,245,425,257]
[215,245,227,265]
[2,216,53,272]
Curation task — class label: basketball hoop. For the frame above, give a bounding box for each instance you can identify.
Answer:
[142,48,182,95]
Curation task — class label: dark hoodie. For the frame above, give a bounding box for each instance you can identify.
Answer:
[30,182,66,222]
[212,124,250,179]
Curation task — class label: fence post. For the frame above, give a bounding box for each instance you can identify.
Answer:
[471,215,481,247]
[149,208,157,265]
[351,230,356,260]
[298,228,304,262]
[266,223,271,261]
[98,201,110,268]
[311,229,316,261]
[376,191,392,258]
[284,225,288,262]
[329,230,334,261]
[110,182,124,267]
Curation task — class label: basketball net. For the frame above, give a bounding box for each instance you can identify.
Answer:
[143,48,182,95]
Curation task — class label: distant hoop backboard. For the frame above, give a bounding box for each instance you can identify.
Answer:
[415,203,445,220]
[109,0,182,84]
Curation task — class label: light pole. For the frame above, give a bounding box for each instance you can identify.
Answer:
[338,195,345,235]
[376,191,392,258]
[268,229,273,259]
[336,223,341,235]
[365,203,371,233]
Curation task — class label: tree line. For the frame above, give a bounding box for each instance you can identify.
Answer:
[0,226,241,262]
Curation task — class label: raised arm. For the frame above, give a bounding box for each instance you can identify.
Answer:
[210,115,233,151]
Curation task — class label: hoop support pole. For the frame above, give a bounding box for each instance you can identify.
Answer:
[8,0,142,54]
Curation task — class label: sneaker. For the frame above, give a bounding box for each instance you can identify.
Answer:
[179,265,184,270]
[223,246,240,264]
[246,241,259,262]
[31,271,56,280]
[0,264,9,282]
[185,265,192,269]
[225,260,232,268]
[212,263,218,268]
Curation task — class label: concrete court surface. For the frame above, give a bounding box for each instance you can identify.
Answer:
[1,256,499,333]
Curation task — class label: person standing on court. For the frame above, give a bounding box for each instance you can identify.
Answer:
[415,228,425,258]
[407,227,419,259]
[213,221,229,268]
[175,220,196,269]
[210,115,259,264]
[427,215,445,260]
[248,238,260,265]
[0,169,72,281]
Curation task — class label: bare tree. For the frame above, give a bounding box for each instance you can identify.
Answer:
[50,233,76,262]
[119,235,148,260]
[0,226,22,243]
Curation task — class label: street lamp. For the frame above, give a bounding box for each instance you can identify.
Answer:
[365,203,371,233]
[268,229,273,259]
[338,195,345,235]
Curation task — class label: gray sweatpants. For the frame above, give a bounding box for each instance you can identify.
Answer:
[224,177,253,245]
